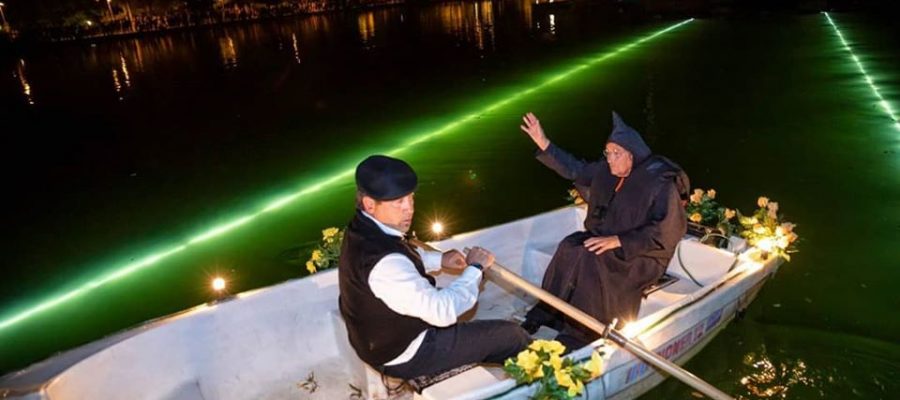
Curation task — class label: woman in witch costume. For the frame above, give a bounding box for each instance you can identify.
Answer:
[518,111,689,349]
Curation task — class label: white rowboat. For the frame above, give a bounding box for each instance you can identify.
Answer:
[0,205,782,399]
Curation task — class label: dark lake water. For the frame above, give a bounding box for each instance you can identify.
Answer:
[1,1,898,398]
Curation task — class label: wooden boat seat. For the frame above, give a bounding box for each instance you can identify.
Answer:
[329,311,407,399]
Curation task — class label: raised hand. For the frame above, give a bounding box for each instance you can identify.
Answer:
[520,112,550,151]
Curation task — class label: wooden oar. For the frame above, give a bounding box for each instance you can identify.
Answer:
[410,238,734,400]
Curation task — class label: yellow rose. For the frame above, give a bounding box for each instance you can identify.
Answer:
[788,232,799,243]
[586,350,604,378]
[528,339,566,356]
[767,201,779,213]
[322,227,340,241]
[305,261,317,274]
[548,353,563,371]
[781,222,795,233]
[757,196,769,208]
[693,188,704,197]
[311,250,323,262]
[515,350,542,378]
[690,192,702,204]
[775,226,786,236]
[569,188,585,205]
[706,189,716,199]
[753,224,766,234]
[724,208,736,220]
[532,364,544,379]
[555,368,575,389]
[690,213,703,223]
[768,208,778,219]
[568,380,585,397]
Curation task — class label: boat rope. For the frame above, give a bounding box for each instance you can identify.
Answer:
[676,242,706,287]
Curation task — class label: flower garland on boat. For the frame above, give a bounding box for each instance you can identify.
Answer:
[305,227,343,274]
[685,188,738,238]
[684,188,798,261]
[737,197,798,261]
[503,339,604,399]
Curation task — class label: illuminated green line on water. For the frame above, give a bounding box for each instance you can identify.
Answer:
[823,12,900,132]
[0,18,694,332]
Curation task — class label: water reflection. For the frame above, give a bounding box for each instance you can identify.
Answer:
[14,59,34,105]
[358,11,376,47]
[738,350,820,399]
[111,55,132,101]
[425,1,496,51]
[474,1,495,50]
[292,33,302,64]
[4,2,548,108]
[219,36,238,69]
[521,0,533,28]
[112,69,123,99]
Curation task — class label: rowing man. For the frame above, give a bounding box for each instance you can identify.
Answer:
[338,155,530,380]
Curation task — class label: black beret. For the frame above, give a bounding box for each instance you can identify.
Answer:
[355,155,418,200]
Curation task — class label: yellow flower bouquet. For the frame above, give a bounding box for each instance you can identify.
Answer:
[503,340,604,399]
[684,188,738,247]
[566,187,586,206]
[737,197,798,261]
[305,227,344,274]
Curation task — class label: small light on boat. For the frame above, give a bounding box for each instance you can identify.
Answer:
[619,320,646,339]
[211,277,226,292]
[431,222,444,235]
[755,237,775,260]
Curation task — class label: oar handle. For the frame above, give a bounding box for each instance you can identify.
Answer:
[409,238,734,400]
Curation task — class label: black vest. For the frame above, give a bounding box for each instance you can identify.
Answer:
[338,211,436,366]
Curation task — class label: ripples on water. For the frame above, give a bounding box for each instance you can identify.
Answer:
[739,349,819,399]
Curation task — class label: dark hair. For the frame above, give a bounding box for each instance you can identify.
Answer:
[356,190,383,210]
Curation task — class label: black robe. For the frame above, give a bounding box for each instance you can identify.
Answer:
[527,143,688,343]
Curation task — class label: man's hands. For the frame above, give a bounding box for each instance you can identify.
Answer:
[520,112,550,151]
[442,247,495,273]
[465,246,495,271]
[441,250,467,271]
[584,236,621,255]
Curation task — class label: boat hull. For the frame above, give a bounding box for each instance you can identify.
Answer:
[1,206,783,400]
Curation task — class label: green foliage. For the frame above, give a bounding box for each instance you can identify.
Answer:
[684,188,737,238]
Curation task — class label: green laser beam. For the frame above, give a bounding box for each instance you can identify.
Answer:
[823,12,900,132]
[0,18,695,332]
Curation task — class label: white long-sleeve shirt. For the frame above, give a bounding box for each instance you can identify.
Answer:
[361,212,483,366]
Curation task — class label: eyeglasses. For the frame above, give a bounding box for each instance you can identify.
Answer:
[603,149,627,160]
